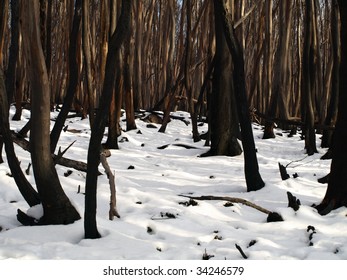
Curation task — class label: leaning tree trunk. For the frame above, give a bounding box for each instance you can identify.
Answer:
[85,0,131,239]
[21,0,80,225]
[215,0,265,192]
[316,0,347,215]
[0,66,41,207]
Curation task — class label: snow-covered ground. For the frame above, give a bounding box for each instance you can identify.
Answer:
[0,107,345,260]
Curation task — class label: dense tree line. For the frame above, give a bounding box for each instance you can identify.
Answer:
[0,1,346,238]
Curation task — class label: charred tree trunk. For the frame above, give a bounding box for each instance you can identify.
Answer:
[0,0,8,66]
[124,24,136,132]
[316,0,347,215]
[82,0,95,127]
[21,0,80,225]
[215,0,265,192]
[321,0,340,148]
[185,0,200,143]
[202,0,242,157]
[85,0,131,239]
[302,0,318,155]
[6,0,20,112]
[0,66,41,207]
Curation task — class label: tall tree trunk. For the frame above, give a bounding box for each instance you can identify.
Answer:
[263,1,292,138]
[185,0,200,142]
[21,0,80,225]
[0,0,8,67]
[6,0,20,115]
[133,0,143,111]
[316,0,347,215]
[215,0,265,192]
[124,23,136,131]
[82,0,95,127]
[321,0,340,148]
[85,0,131,239]
[302,0,318,155]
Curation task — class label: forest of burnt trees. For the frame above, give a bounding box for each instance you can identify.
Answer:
[0,0,347,239]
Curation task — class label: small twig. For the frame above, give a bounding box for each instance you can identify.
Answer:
[235,244,248,259]
[285,155,309,168]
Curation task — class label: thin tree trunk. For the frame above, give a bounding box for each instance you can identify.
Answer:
[215,0,265,192]
[185,0,200,142]
[85,0,131,239]
[5,0,20,111]
[302,0,318,155]
[0,0,8,67]
[82,0,95,127]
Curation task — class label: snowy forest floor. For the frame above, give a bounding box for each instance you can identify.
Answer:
[0,107,346,260]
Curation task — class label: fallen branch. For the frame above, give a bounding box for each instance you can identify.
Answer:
[178,194,271,214]
[11,131,101,174]
[100,151,120,220]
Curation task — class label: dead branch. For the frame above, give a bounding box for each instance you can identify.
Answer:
[178,194,271,214]
[11,131,101,174]
[100,151,120,220]
[55,140,76,161]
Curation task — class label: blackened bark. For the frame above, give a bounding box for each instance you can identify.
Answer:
[21,0,80,225]
[202,1,242,157]
[85,0,131,239]
[215,0,265,192]
[321,0,340,148]
[316,0,347,215]
[185,0,200,143]
[302,0,318,156]
[0,67,41,207]
[6,0,20,110]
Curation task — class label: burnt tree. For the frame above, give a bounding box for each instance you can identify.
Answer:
[21,0,80,225]
[215,0,265,192]
[316,0,347,215]
[202,0,242,157]
[85,0,131,239]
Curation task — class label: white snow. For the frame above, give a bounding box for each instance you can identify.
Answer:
[0,107,346,261]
